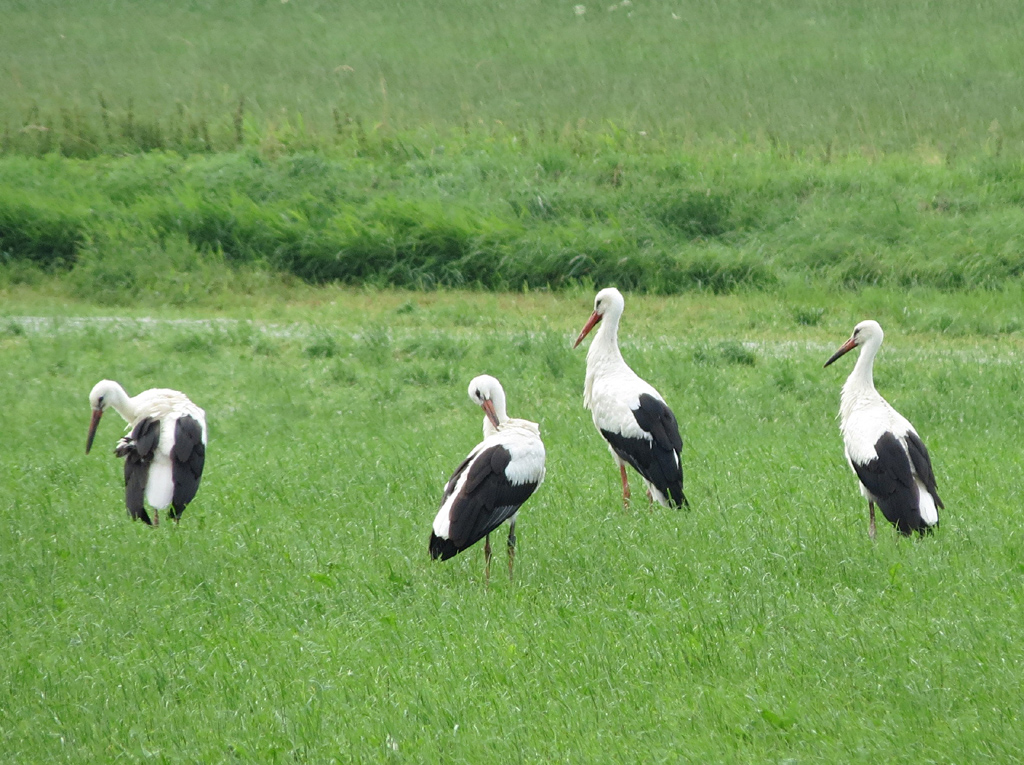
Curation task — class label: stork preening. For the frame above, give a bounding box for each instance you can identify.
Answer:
[824,320,943,539]
[573,288,688,509]
[87,380,207,526]
[430,375,546,581]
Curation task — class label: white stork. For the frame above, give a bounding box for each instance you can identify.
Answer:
[824,320,943,538]
[573,287,688,509]
[430,375,546,581]
[86,380,207,526]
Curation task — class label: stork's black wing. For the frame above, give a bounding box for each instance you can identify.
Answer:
[850,431,925,534]
[430,445,539,561]
[117,418,160,525]
[602,393,688,508]
[169,415,205,520]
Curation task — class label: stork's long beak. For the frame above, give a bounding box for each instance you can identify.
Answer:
[573,311,602,349]
[481,399,501,430]
[86,409,102,454]
[824,337,858,368]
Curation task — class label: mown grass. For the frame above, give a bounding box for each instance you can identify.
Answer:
[2,291,1024,760]
[3,146,1024,294]
[4,0,1024,154]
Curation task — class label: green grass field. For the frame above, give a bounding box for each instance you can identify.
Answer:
[4,0,1024,759]
[3,290,1024,761]
[4,0,1024,153]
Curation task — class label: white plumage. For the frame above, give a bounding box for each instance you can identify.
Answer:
[825,320,943,538]
[430,375,545,581]
[87,380,207,526]
[573,288,688,508]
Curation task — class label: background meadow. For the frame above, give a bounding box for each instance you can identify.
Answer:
[4,0,1024,760]
[4,0,1024,153]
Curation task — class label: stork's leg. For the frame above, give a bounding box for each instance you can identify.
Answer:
[484,534,492,585]
[507,520,517,581]
[153,509,159,528]
[868,502,876,541]
[620,464,631,509]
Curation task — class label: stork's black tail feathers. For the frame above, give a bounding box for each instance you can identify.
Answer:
[670,485,690,510]
[429,533,462,561]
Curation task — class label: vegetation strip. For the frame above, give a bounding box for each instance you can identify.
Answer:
[4,147,1024,294]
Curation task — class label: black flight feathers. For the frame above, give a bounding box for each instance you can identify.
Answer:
[430,444,538,561]
[905,430,943,509]
[851,431,942,535]
[114,415,205,525]
[601,393,688,508]
[171,415,206,519]
[118,417,160,524]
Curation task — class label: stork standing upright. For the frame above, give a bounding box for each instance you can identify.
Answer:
[824,320,943,538]
[573,288,688,509]
[86,380,207,526]
[430,375,546,581]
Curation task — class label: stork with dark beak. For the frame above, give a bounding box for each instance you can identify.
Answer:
[87,380,207,526]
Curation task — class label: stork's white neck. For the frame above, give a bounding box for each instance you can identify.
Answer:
[839,334,884,421]
[99,381,138,424]
[587,307,626,366]
[584,307,629,407]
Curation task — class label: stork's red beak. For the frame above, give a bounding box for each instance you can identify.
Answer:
[824,337,858,368]
[86,409,102,454]
[573,311,602,349]
[481,399,501,430]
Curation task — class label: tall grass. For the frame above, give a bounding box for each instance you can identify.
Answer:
[3,0,1024,154]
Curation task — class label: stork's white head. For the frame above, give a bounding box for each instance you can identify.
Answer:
[573,287,625,348]
[824,320,884,368]
[467,374,508,430]
[86,379,127,454]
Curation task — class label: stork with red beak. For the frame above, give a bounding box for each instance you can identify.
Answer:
[824,320,943,538]
[430,375,546,581]
[87,380,207,526]
[573,288,688,509]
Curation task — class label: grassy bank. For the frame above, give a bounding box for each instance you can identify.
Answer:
[5,0,1024,296]
[3,145,1024,296]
